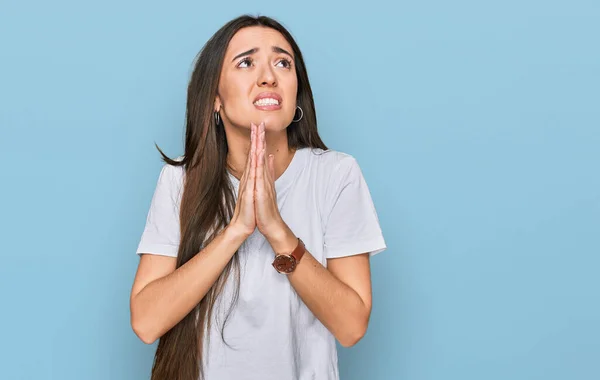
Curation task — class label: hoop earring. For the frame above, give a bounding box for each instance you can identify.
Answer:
[214,111,221,126]
[292,106,303,123]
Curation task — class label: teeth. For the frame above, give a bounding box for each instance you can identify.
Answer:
[254,98,280,106]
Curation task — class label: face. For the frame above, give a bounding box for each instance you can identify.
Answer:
[215,26,298,132]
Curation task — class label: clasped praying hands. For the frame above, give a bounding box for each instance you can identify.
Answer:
[229,122,292,247]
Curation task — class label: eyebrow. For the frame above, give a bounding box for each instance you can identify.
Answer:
[231,46,294,62]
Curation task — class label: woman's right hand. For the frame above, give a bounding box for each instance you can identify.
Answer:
[228,123,257,238]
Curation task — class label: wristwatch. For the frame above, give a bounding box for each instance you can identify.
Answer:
[272,238,305,274]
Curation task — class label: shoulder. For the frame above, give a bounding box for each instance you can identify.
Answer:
[155,156,185,193]
[305,148,358,171]
[304,148,361,182]
[159,156,184,176]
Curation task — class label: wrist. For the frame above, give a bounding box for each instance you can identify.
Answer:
[225,223,253,242]
[268,224,298,255]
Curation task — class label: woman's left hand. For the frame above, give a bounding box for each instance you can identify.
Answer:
[254,122,290,248]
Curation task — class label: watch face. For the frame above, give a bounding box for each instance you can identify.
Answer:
[273,255,296,274]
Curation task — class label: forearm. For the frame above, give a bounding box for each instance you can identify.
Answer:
[269,229,371,347]
[131,225,248,344]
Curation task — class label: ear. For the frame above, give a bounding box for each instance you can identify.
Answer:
[214,95,222,113]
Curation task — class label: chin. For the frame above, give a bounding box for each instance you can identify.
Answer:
[256,115,290,131]
[228,112,291,131]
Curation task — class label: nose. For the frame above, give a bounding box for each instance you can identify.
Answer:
[257,65,277,87]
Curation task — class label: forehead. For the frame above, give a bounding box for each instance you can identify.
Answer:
[225,26,293,57]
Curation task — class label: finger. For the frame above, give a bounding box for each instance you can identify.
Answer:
[252,123,257,156]
[248,137,257,198]
[262,143,269,178]
[255,123,260,160]
[260,122,266,151]
[256,147,264,185]
[248,124,256,168]
[259,124,272,183]
[268,154,275,181]
[240,124,255,185]
[258,124,265,167]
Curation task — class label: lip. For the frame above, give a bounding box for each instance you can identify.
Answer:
[253,92,283,111]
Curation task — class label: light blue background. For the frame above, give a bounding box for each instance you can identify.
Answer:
[1,0,598,379]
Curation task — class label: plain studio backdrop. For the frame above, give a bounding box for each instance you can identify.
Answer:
[1,1,598,379]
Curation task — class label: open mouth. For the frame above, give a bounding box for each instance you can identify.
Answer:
[254,98,280,107]
[253,93,283,110]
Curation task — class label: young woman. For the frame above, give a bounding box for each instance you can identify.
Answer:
[130,15,387,380]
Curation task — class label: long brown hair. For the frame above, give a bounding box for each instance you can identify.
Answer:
[151,15,328,380]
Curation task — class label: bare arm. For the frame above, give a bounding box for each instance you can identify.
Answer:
[250,123,374,347]
[130,225,249,344]
[270,229,372,347]
[131,125,259,344]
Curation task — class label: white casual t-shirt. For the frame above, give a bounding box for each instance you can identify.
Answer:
[136,147,387,380]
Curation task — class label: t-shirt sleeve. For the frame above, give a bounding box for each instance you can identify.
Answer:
[135,164,182,257]
[323,156,387,259]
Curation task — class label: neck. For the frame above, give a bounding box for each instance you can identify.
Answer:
[224,124,295,181]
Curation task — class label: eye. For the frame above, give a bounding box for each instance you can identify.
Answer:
[276,58,293,69]
[237,57,253,68]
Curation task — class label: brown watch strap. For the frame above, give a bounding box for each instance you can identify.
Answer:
[290,238,306,262]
